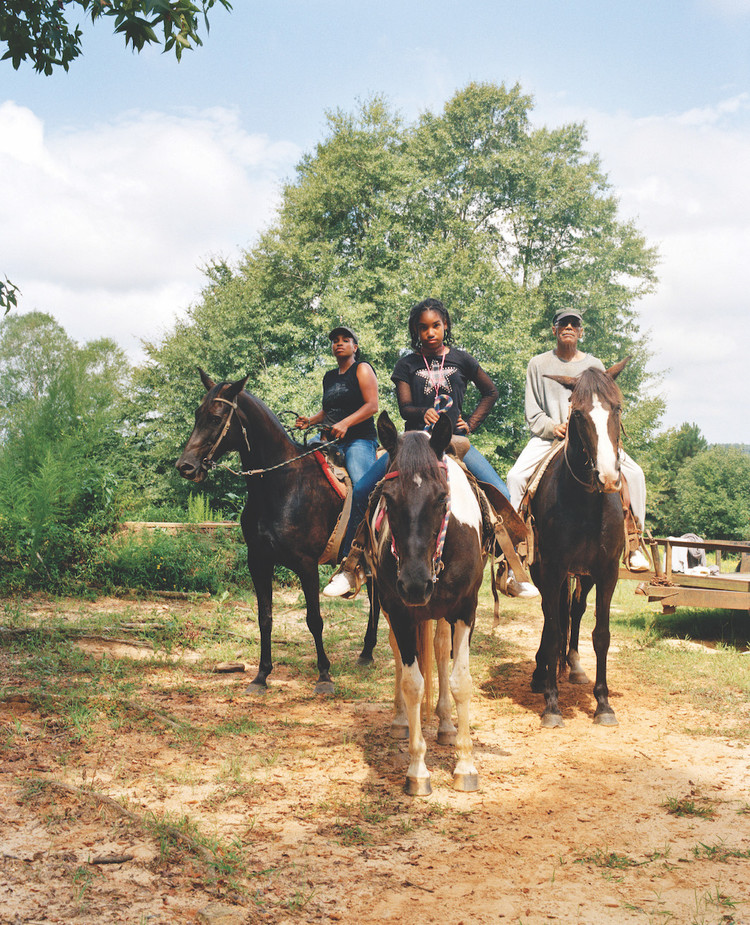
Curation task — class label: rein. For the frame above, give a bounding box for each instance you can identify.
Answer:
[380,460,451,582]
[203,397,340,478]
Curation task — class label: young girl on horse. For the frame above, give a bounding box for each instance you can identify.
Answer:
[324,297,534,597]
[295,325,379,485]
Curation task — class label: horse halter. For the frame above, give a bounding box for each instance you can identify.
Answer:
[202,396,252,470]
[380,460,451,583]
[562,406,621,493]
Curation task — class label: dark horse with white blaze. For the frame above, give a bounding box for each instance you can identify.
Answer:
[529,359,629,728]
[371,412,485,795]
[175,370,378,694]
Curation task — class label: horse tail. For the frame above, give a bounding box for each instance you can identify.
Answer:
[557,578,572,679]
[416,620,434,715]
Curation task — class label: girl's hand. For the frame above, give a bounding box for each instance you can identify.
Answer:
[456,414,470,435]
[295,416,310,429]
[330,421,349,439]
[423,407,440,426]
[553,422,568,439]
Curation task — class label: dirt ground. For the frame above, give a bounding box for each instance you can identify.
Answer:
[1,591,750,925]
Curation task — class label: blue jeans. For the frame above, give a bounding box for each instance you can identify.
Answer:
[339,443,509,559]
[339,438,378,486]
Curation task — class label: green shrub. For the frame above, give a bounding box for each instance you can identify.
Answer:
[87,528,253,594]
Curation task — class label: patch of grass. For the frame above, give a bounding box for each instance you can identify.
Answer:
[214,717,262,737]
[574,847,646,870]
[664,794,718,820]
[691,841,750,862]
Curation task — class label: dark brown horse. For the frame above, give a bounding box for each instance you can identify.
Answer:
[529,359,629,728]
[371,412,486,795]
[176,370,378,693]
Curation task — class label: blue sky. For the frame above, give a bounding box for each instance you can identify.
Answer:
[1,0,749,443]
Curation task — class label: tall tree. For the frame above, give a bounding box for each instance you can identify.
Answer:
[139,83,661,503]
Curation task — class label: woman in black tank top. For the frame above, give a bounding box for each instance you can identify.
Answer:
[295,325,379,484]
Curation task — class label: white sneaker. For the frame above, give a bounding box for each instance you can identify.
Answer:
[323,570,356,597]
[628,549,650,572]
[506,576,539,599]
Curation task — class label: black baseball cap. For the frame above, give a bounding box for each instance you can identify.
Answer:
[328,325,358,343]
[553,309,584,327]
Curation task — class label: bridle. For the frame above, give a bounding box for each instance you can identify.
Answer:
[202,395,340,477]
[562,404,622,493]
[202,397,252,471]
[379,460,451,583]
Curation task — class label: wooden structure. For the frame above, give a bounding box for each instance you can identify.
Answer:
[620,537,750,614]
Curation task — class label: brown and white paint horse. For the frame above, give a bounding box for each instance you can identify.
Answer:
[371,412,485,795]
[529,359,629,728]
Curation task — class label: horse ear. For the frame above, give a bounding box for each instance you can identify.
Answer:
[606,356,631,380]
[429,413,453,458]
[198,368,215,391]
[377,412,398,457]
[544,373,579,392]
[225,374,250,400]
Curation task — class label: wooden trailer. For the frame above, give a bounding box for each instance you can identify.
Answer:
[620,537,750,614]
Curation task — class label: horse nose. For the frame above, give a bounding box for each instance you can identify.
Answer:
[597,469,621,493]
[397,574,433,606]
[176,458,202,481]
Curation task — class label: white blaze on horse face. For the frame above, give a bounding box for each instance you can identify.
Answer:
[590,394,619,488]
[446,457,482,531]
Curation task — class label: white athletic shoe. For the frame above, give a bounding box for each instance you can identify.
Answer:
[322,570,356,597]
[506,576,540,599]
[628,549,650,572]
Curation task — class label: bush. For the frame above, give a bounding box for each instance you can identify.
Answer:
[86,528,253,594]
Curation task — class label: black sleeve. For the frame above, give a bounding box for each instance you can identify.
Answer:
[395,379,428,429]
[465,364,499,433]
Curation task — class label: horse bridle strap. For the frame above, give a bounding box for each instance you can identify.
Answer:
[203,397,252,469]
[204,396,341,478]
[381,461,451,582]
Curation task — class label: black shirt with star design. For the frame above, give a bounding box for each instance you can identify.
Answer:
[391,348,499,434]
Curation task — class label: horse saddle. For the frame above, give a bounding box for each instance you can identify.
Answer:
[313,449,352,565]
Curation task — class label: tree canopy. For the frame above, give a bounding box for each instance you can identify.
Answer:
[0,0,232,74]
[138,83,661,505]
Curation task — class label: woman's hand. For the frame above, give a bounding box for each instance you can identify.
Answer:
[553,421,568,439]
[423,407,440,426]
[456,414,470,435]
[330,421,349,440]
[295,415,311,430]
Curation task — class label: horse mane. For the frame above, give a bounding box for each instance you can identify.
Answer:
[571,367,623,409]
[395,432,443,482]
[212,383,302,448]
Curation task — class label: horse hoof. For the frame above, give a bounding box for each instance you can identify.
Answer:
[453,772,479,792]
[404,776,432,796]
[530,679,545,694]
[390,723,409,740]
[437,729,456,746]
[541,713,564,728]
[568,671,590,685]
[594,711,618,726]
[315,680,335,696]
[357,654,374,667]
[246,682,268,696]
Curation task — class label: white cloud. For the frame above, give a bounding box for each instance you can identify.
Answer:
[534,94,750,444]
[0,102,300,355]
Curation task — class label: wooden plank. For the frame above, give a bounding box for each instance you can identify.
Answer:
[639,584,750,610]
[120,521,238,535]
[652,537,750,554]
[620,568,750,592]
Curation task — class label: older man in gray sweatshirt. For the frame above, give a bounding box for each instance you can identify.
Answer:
[507,309,649,571]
